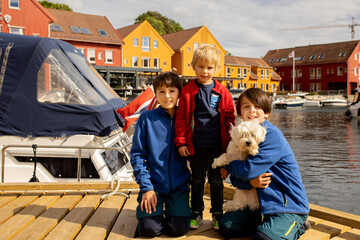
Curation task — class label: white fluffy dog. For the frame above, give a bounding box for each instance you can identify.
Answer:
[212,120,267,211]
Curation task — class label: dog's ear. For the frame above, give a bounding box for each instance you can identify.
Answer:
[258,125,267,143]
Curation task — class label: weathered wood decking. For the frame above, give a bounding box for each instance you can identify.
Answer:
[0,181,359,240]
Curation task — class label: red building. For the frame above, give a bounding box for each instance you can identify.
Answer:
[263,41,360,95]
[0,0,54,37]
[47,8,123,67]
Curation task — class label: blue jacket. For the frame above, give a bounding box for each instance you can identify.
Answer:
[227,119,310,215]
[130,107,190,195]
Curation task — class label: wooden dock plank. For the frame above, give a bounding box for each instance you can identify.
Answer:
[308,215,325,226]
[0,193,41,225]
[310,221,352,238]
[75,194,126,240]
[299,229,330,240]
[0,195,18,208]
[12,193,83,240]
[309,204,360,229]
[0,195,60,240]
[331,228,360,240]
[107,192,138,240]
[44,194,102,240]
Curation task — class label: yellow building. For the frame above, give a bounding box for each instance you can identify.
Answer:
[162,26,227,79]
[225,56,281,93]
[116,20,174,72]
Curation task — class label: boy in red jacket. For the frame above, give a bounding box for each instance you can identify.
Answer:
[175,44,235,230]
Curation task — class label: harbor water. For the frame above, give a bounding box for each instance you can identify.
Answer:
[269,107,360,215]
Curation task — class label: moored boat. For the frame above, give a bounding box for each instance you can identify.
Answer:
[321,96,349,107]
[273,97,305,109]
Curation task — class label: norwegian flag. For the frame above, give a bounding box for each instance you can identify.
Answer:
[117,86,158,132]
[288,50,294,58]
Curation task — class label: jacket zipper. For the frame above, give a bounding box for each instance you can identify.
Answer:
[168,119,173,192]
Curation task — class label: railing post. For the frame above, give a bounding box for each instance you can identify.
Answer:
[77,148,81,182]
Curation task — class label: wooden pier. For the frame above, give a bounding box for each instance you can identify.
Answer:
[0,181,359,239]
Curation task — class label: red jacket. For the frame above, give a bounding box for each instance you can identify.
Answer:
[175,79,235,155]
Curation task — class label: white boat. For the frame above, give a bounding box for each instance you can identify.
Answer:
[0,33,133,183]
[303,100,322,107]
[321,97,349,107]
[345,88,360,117]
[273,97,305,109]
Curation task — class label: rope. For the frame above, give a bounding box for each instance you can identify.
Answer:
[101,177,130,200]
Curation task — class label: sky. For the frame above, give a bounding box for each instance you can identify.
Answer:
[53,0,360,58]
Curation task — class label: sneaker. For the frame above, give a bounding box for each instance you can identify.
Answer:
[212,213,222,230]
[304,220,312,230]
[190,213,202,229]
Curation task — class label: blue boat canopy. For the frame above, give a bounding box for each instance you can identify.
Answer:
[0,33,126,137]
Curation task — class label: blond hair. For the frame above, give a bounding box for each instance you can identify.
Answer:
[191,44,221,71]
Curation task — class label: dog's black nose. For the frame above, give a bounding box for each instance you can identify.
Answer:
[246,141,251,146]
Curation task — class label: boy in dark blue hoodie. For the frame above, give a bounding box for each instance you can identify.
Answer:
[220,88,310,240]
[130,72,190,237]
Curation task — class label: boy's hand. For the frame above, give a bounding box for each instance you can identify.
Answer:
[220,168,229,180]
[141,190,157,214]
[178,146,190,156]
[250,172,273,189]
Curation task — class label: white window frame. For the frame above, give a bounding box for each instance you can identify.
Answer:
[87,49,96,64]
[316,67,322,79]
[355,67,358,76]
[272,84,276,92]
[337,66,343,76]
[310,68,315,79]
[261,69,264,79]
[153,58,160,68]
[265,69,269,79]
[9,26,24,35]
[132,56,139,67]
[142,57,150,68]
[9,0,19,9]
[98,52,102,60]
[133,38,138,47]
[243,83,247,89]
[153,40,158,49]
[243,68,247,78]
[141,37,150,52]
[297,69,302,77]
[238,68,242,78]
[124,58,127,65]
[226,67,230,77]
[194,42,199,51]
[105,50,113,64]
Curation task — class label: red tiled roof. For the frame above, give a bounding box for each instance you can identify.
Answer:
[263,40,360,67]
[225,56,270,68]
[47,8,123,45]
[161,26,202,50]
[116,23,141,39]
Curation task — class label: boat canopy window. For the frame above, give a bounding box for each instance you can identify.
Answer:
[37,49,106,105]
[67,51,120,101]
[101,142,128,175]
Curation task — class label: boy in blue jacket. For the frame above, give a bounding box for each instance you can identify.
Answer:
[130,72,190,237]
[220,88,310,240]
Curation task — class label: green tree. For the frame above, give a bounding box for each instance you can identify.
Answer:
[38,0,73,11]
[135,11,183,35]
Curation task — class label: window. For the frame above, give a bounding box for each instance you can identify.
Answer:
[337,66,343,76]
[316,68,322,79]
[9,0,19,8]
[355,67,358,76]
[265,70,269,79]
[243,68,247,78]
[261,84,264,90]
[153,40,158,49]
[326,69,330,74]
[194,42,199,51]
[331,68,334,74]
[80,27,91,34]
[297,69,302,77]
[9,27,24,35]
[142,37,150,51]
[309,55,316,60]
[310,68,315,79]
[142,57,150,68]
[105,50,113,64]
[164,61,167,67]
[87,49,96,64]
[265,84,269,91]
[354,53,357,60]
[318,54,325,59]
[269,59,274,63]
[272,84,276,92]
[243,83,247,88]
[238,68,242,78]
[50,24,63,32]
[70,26,81,33]
[124,59,127,65]
[132,57,138,67]
[154,58,160,68]
[98,29,108,37]
[98,52,102,60]
[261,69,264,79]
[133,38,138,47]
[188,47,190,52]
[226,67,230,77]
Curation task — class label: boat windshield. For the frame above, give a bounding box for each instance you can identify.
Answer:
[101,142,128,175]
[37,49,106,105]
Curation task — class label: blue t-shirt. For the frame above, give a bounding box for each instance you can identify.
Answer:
[193,80,221,148]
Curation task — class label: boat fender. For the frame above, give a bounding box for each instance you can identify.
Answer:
[29,144,40,182]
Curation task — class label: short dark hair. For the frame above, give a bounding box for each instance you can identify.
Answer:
[236,88,272,115]
[153,72,183,92]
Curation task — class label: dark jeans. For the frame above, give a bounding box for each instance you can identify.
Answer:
[138,215,190,237]
[190,147,223,215]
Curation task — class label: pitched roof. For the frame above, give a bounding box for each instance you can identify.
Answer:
[31,0,55,22]
[225,56,270,68]
[47,8,123,45]
[263,40,360,67]
[116,22,142,38]
[161,26,202,50]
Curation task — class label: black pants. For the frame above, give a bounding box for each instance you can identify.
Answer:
[138,215,190,237]
[190,147,223,215]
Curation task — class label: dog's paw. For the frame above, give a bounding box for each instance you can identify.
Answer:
[223,201,239,212]
[212,157,222,168]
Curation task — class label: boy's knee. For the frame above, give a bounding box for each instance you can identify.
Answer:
[164,216,190,236]
[138,215,163,237]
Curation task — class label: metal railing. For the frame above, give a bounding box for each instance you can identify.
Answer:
[1,143,131,183]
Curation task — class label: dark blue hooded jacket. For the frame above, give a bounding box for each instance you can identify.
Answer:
[130,107,190,195]
[227,119,310,216]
